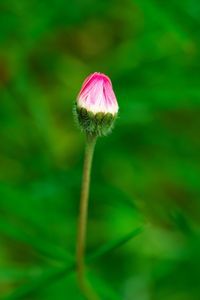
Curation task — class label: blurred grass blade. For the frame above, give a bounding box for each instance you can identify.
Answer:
[0,217,73,263]
[2,266,74,300]
[3,227,143,300]
[87,226,143,262]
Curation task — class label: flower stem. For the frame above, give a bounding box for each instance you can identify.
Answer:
[77,134,100,300]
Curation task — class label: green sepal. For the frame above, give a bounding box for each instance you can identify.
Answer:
[74,104,117,136]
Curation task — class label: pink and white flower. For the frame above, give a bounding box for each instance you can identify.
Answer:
[77,72,118,116]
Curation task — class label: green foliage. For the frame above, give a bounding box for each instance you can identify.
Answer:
[0,0,200,299]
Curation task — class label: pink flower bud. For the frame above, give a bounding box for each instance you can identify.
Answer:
[75,72,119,136]
[77,72,118,115]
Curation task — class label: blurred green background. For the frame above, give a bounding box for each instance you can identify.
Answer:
[0,0,200,299]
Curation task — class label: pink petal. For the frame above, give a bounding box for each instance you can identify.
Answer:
[77,72,118,115]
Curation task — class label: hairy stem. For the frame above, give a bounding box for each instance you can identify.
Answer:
[76,134,100,300]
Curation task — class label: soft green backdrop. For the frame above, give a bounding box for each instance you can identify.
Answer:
[0,0,200,299]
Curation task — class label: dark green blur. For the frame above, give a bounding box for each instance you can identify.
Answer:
[0,0,200,299]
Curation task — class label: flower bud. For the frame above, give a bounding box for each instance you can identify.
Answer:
[75,72,119,136]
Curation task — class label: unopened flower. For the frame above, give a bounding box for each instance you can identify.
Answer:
[75,72,119,136]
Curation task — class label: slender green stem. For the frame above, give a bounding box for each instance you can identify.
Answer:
[76,134,100,300]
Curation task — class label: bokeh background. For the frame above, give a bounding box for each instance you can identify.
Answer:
[0,0,200,299]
